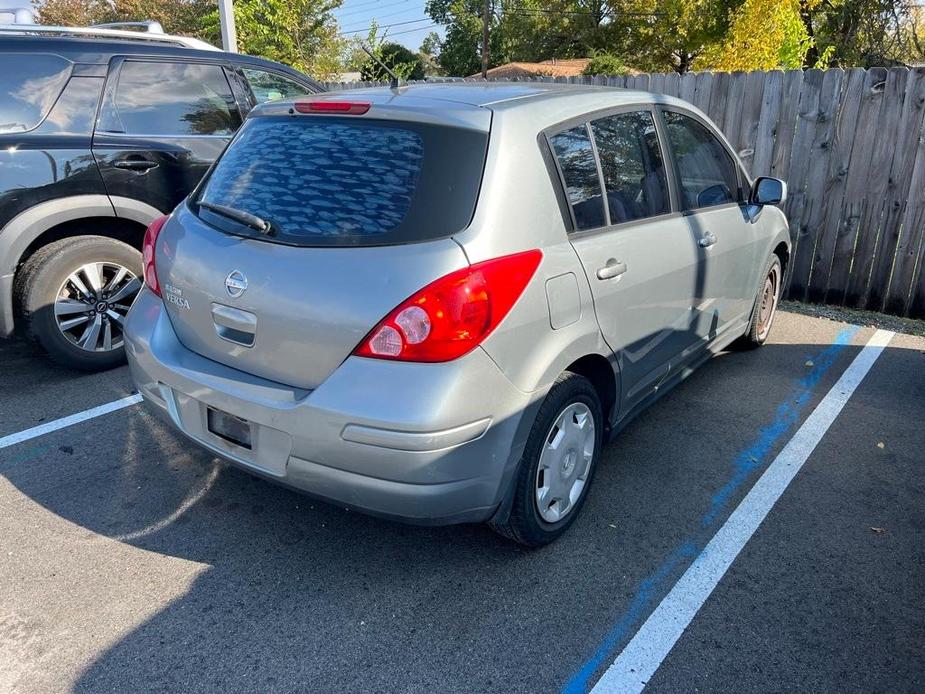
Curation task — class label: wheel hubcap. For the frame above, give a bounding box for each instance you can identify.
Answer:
[756,264,780,340]
[534,402,595,524]
[54,262,141,353]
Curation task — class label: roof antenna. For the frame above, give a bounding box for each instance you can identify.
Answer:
[361,43,401,90]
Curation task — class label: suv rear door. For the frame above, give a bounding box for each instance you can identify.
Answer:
[92,57,243,214]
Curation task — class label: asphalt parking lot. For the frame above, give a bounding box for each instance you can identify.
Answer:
[1,310,923,694]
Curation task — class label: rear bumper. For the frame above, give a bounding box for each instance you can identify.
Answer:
[125,289,539,525]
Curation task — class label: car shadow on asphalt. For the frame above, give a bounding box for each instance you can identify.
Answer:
[6,327,919,693]
[0,337,135,433]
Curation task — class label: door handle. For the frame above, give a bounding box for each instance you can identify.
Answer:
[698,231,717,248]
[596,258,628,280]
[114,159,158,171]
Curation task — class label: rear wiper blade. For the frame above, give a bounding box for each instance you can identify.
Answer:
[199,202,274,235]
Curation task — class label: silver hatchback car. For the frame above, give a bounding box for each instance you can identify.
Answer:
[125,83,790,546]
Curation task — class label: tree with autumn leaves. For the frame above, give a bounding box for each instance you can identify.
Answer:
[426,0,925,75]
[35,0,346,79]
[31,0,925,77]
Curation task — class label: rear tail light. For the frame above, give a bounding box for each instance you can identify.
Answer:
[142,215,168,297]
[353,250,542,363]
[293,100,371,115]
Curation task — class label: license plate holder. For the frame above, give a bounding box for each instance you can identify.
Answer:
[207,407,252,450]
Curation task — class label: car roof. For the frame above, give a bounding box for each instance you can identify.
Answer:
[323,82,608,107]
[275,80,690,110]
[253,82,696,132]
[0,35,319,85]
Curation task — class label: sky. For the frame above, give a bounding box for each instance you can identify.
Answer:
[333,0,446,52]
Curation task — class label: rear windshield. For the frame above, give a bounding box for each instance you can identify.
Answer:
[0,54,72,134]
[193,116,489,246]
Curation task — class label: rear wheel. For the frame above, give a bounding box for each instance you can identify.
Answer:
[492,372,603,547]
[738,255,782,349]
[15,236,142,371]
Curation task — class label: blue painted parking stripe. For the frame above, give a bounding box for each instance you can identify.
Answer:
[563,325,862,694]
[0,394,142,450]
[590,328,893,693]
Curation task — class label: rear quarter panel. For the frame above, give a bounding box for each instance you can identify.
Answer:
[454,106,612,395]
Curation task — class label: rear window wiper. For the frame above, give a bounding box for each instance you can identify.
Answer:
[199,202,274,235]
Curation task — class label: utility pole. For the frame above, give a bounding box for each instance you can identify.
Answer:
[217,0,237,53]
[481,0,489,79]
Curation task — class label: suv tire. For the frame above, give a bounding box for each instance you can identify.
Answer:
[492,372,603,547]
[15,236,142,371]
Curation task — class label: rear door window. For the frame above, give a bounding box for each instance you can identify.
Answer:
[662,110,740,209]
[0,53,72,133]
[241,68,313,103]
[194,116,488,246]
[99,61,241,136]
[549,125,605,231]
[590,111,670,224]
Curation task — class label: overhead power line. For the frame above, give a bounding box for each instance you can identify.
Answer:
[386,22,440,37]
[337,0,407,16]
[339,17,434,36]
[341,4,425,26]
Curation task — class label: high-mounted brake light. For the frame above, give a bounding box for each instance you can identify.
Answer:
[353,250,543,363]
[142,215,168,297]
[294,100,371,115]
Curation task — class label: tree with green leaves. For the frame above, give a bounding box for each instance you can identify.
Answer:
[419,31,445,75]
[35,0,214,36]
[361,42,427,81]
[581,50,629,76]
[800,0,925,67]
[698,0,815,70]
[610,0,739,73]
[199,0,345,79]
[425,0,487,76]
[36,0,347,79]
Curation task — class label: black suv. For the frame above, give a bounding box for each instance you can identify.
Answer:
[0,34,321,370]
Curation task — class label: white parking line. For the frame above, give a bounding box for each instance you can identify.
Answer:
[590,328,894,694]
[0,393,143,450]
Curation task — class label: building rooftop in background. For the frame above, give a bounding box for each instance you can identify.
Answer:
[471,58,593,79]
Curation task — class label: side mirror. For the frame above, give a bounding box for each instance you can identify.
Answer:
[697,184,732,208]
[750,177,787,206]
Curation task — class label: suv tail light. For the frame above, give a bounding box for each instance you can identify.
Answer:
[353,250,542,363]
[142,215,168,297]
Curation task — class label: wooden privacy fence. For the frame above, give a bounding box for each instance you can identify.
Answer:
[325,68,925,317]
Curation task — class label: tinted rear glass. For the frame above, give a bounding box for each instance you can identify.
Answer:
[193,116,488,246]
[0,53,71,134]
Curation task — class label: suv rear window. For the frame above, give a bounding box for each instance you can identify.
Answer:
[0,54,72,134]
[100,61,241,136]
[193,116,488,247]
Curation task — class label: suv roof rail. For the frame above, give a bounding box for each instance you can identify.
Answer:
[0,22,220,51]
[92,20,165,33]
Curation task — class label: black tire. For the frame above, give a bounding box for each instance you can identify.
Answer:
[15,236,142,371]
[491,371,603,547]
[736,254,782,350]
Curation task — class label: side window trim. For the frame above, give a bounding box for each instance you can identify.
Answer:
[659,106,748,211]
[544,104,683,237]
[96,55,244,138]
[651,107,682,213]
[225,66,256,116]
[237,65,319,105]
[588,107,676,226]
[538,131,580,234]
[585,121,612,228]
